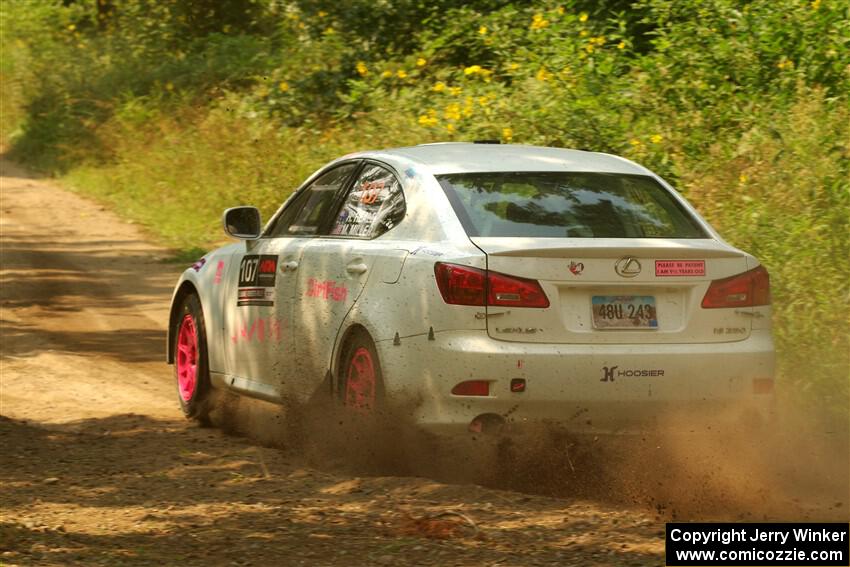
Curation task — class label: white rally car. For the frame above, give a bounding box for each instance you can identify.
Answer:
[167,143,775,435]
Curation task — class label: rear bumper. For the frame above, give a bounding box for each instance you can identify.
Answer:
[377,329,775,436]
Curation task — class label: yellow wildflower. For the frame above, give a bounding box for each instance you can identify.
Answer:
[556,6,565,15]
[593,36,605,46]
[580,30,588,37]
[396,70,408,79]
[381,70,393,79]
[416,58,427,67]
[433,81,447,92]
[502,127,513,141]
[323,27,335,35]
[444,103,461,121]
[356,61,368,77]
[811,0,821,8]
[479,25,488,35]
[67,24,76,31]
[318,10,328,17]
[536,67,552,82]
[464,65,482,75]
[508,62,519,71]
[477,96,489,106]
[579,12,588,22]
[418,114,438,127]
[463,97,474,117]
[449,86,463,96]
[650,134,663,144]
[278,81,290,92]
[446,123,456,133]
[629,138,642,147]
[530,13,549,30]
[617,41,626,50]
[739,173,748,184]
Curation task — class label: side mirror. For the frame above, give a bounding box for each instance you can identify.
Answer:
[223,206,261,239]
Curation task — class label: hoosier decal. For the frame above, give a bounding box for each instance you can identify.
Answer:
[237,255,278,306]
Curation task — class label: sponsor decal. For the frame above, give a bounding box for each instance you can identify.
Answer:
[510,378,526,392]
[601,366,664,382]
[495,327,543,334]
[238,255,278,306]
[213,260,225,284]
[569,261,584,276]
[655,260,706,277]
[410,246,444,257]
[359,179,385,204]
[713,327,747,335]
[237,287,274,306]
[231,317,285,344]
[516,359,524,369]
[191,258,206,272]
[306,278,348,302]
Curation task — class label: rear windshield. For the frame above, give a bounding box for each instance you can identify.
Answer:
[437,172,708,238]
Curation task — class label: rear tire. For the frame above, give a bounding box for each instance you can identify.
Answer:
[338,331,385,414]
[173,294,212,424]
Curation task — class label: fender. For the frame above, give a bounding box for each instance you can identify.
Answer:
[166,249,234,372]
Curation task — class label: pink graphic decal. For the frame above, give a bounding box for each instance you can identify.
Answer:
[569,261,584,276]
[214,260,225,284]
[306,278,348,302]
[655,260,706,277]
[231,317,285,344]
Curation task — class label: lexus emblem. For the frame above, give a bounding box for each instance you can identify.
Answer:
[614,257,642,278]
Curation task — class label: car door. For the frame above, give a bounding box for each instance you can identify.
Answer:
[291,162,408,387]
[222,162,360,401]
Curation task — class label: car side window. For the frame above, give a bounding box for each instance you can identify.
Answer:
[267,163,358,237]
[329,164,406,238]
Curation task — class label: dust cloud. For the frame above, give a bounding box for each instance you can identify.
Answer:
[205,390,848,522]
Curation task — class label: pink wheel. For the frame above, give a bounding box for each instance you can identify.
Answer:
[176,314,198,402]
[172,294,210,422]
[341,333,383,414]
[345,346,377,412]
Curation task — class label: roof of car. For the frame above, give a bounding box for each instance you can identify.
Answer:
[365,143,649,176]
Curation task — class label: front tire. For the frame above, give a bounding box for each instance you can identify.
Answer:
[173,294,211,423]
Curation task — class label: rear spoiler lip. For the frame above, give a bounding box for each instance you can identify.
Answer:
[469,237,746,259]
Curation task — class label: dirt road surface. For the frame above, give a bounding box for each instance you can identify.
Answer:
[1,158,846,566]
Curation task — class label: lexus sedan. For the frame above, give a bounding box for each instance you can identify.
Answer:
[167,143,775,435]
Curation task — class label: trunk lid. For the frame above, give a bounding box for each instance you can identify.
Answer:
[473,237,752,344]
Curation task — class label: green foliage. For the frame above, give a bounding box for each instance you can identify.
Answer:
[2,0,848,417]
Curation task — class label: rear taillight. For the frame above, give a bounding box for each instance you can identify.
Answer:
[434,263,549,308]
[434,263,487,306]
[701,265,770,309]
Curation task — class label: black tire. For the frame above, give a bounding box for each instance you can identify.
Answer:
[172,294,212,424]
[338,330,385,414]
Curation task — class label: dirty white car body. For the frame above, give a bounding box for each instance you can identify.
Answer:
[167,143,775,435]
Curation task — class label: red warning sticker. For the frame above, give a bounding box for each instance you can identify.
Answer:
[655,260,706,276]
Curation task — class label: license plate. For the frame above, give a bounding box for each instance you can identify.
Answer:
[592,296,658,329]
